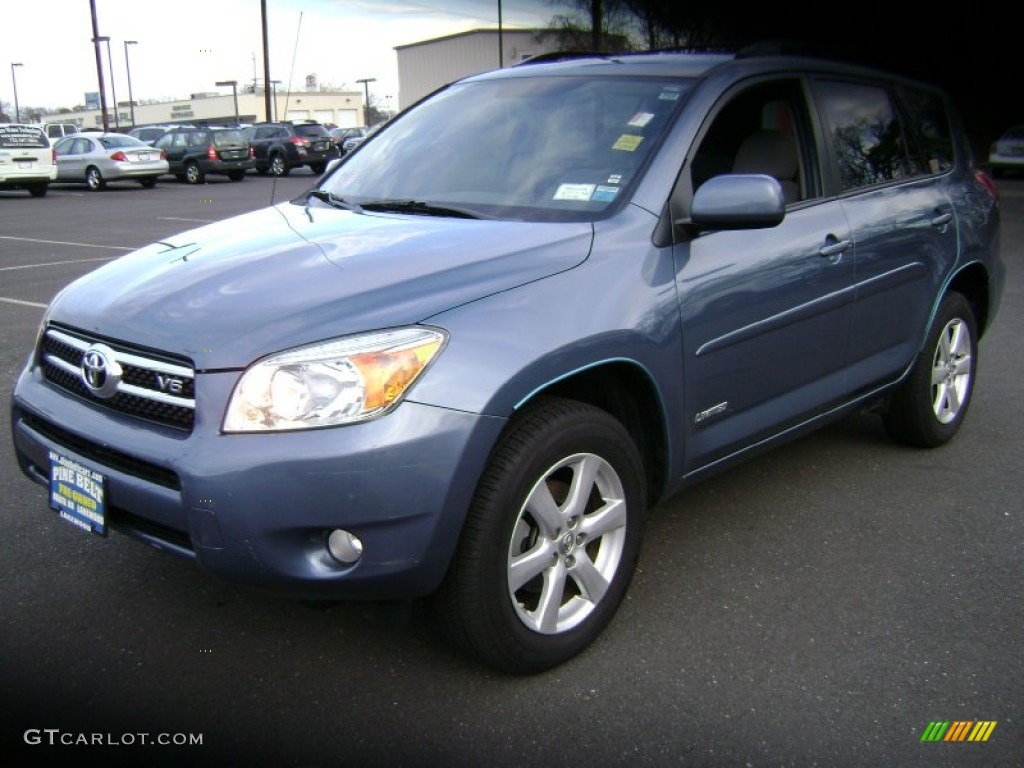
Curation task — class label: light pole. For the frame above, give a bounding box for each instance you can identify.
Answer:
[93,36,114,130]
[356,77,376,127]
[10,63,23,123]
[270,80,281,121]
[124,40,137,126]
[216,80,239,125]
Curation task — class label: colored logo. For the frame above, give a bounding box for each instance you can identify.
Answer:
[920,721,997,742]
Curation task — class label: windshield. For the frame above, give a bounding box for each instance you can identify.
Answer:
[320,75,690,222]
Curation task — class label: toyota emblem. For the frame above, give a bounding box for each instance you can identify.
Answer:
[80,344,122,399]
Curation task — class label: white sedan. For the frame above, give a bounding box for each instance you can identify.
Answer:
[53,133,169,190]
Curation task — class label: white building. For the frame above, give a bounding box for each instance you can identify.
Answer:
[395,29,562,110]
[39,89,364,130]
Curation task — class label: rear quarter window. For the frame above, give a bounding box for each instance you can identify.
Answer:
[0,125,48,149]
[897,85,955,174]
[816,80,915,191]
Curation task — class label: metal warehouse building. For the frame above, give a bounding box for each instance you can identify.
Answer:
[395,29,562,110]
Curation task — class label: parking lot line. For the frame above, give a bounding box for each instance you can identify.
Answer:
[0,297,47,308]
[0,236,134,251]
[0,257,118,272]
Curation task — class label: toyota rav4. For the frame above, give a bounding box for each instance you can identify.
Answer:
[10,51,1003,673]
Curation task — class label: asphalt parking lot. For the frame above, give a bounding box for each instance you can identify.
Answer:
[1,172,1021,767]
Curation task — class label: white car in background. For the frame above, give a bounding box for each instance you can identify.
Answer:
[0,123,56,197]
[988,125,1024,177]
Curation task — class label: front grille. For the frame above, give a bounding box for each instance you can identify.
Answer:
[40,326,196,432]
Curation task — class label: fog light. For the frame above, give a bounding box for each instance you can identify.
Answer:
[327,529,363,564]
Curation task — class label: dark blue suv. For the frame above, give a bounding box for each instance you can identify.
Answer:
[10,52,1003,673]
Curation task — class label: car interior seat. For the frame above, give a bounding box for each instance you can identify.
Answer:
[731,129,800,203]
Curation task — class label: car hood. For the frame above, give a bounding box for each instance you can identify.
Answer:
[46,202,593,369]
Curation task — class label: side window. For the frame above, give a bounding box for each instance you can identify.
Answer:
[816,80,913,191]
[189,131,209,147]
[154,133,173,149]
[172,133,189,148]
[690,78,815,205]
[898,85,955,174]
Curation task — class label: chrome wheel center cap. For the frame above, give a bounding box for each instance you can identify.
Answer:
[558,531,576,556]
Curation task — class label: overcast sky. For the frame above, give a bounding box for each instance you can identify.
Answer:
[3,0,553,113]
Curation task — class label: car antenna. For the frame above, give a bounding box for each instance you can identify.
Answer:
[271,10,303,207]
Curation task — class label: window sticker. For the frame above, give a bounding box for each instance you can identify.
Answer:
[612,134,644,152]
[658,87,682,101]
[553,183,596,201]
[627,112,655,128]
[592,186,620,202]
[607,174,623,184]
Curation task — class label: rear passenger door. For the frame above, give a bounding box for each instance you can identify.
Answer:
[675,77,856,471]
[813,79,958,392]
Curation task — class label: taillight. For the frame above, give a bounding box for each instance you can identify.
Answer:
[207,145,218,160]
[51,149,57,165]
[289,136,310,147]
[110,151,127,162]
[975,169,999,203]
[249,146,255,159]
[159,149,168,160]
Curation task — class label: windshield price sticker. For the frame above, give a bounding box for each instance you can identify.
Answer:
[49,451,107,536]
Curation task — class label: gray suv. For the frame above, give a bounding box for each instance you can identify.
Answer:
[10,52,1003,673]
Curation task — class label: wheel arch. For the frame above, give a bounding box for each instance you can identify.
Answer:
[512,359,670,507]
[945,262,991,338]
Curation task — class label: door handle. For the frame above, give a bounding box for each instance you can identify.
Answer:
[931,212,953,228]
[819,239,852,259]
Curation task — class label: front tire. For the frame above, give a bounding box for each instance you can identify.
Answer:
[184,161,205,184]
[438,397,645,674]
[883,292,978,448]
[27,183,48,197]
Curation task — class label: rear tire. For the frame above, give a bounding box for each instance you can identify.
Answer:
[437,397,645,674]
[27,183,48,198]
[883,292,978,448]
[85,167,106,191]
[269,153,289,177]
[139,177,158,188]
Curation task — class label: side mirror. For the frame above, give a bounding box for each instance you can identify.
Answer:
[689,174,786,230]
[323,157,343,176]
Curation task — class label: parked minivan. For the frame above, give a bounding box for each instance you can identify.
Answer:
[10,52,1003,673]
[0,123,57,196]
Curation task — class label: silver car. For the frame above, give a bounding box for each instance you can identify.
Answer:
[53,133,169,190]
[989,125,1024,178]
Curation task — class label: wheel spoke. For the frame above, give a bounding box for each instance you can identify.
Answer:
[534,562,568,633]
[580,497,627,539]
[951,353,972,377]
[562,454,601,518]
[509,540,555,592]
[524,481,564,537]
[570,554,609,604]
[931,362,947,387]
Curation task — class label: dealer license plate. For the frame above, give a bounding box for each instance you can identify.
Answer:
[49,450,107,536]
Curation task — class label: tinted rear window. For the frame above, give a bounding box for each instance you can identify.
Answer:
[0,125,48,148]
[213,130,247,146]
[294,124,328,138]
[898,85,954,174]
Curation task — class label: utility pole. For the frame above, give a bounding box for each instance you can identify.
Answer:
[356,78,376,127]
[89,0,109,131]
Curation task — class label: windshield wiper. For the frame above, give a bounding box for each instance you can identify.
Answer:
[306,189,363,213]
[359,199,485,219]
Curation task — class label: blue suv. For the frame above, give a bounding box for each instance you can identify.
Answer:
[10,51,1003,673]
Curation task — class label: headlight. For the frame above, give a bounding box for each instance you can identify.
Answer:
[223,327,446,432]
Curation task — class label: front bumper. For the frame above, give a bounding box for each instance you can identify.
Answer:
[11,362,505,600]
